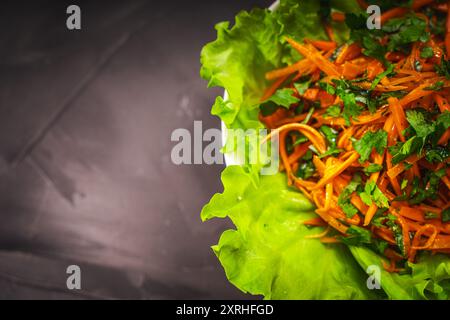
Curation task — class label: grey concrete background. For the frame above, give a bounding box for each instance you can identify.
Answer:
[0,0,271,299]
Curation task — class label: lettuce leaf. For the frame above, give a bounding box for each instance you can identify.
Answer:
[200,0,332,131]
[351,246,450,300]
[200,8,280,131]
[202,166,380,299]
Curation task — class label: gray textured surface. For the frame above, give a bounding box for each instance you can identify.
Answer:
[0,0,271,299]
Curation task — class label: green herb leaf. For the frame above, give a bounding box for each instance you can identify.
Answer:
[359,181,389,208]
[442,208,450,223]
[424,81,444,91]
[406,109,436,137]
[324,105,341,118]
[353,130,388,162]
[263,88,299,108]
[363,163,383,175]
[370,63,395,91]
[420,46,434,59]
[341,226,372,246]
[435,56,450,79]
[337,177,362,218]
[294,79,311,95]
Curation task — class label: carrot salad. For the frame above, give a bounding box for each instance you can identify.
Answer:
[260,0,450,272]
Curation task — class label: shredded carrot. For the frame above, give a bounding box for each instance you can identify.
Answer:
[313,152,360,190]
[331,12,346,22]
[381,8,408,24]
[387,97,407,142]
[262,123,327,154]
[364,203,379,226]
[254,7,450,270]
[303,217,326,227]
[305,39,337,51]
[285,37,340,77]
[446,0,450,56]
[356,0,369,9]
[261,75,289,101]
[387,154,422,179]
[304,226,331,239]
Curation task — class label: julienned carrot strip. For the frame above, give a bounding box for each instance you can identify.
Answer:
[375,228,396,244]
[335,44,349,64]
[318,90,335,107]
[294,177,316,190]
[383,114,398,146]
[380,0,433,25]
[399,206,426,222]
[381,8,408,24]
[386,153,403,196]
[295,183,314,201]
[387,154,422,179]
[356,0,369,9]
[412,227,438,250]
[409,225,438,261]
[363,203,378,226]
[263,123,327,154]
[313,152,360,190]
[287,142,311,165]
[320,237,342,243]
[446,4,450,56]
[331,12,346,22]
[367,60,384,80]
[342,62,364,79]
[337,126,355,149]
[434,94,450,112]
[434,3,449,12]
[304,39,337,51]
[315,211,349,235]
[265,59,310,80]
[419,204,443,214]
[392,213,412,258]
[325,23,334,41]
[438,129,450,145]
[261,74,289,101]
[399,84,434,107]
[285,37,340,77]
[279,131,293,185]
[304,226,330,239]
[336,43,362,64]
[357,82,408,92]
[320,108,386,126]
[302,88,319,101]
[430,235,450,249]
[260,108,288,129]
[388,97,407,142]
[313,155,326,176]
[443,176,450,191]
[369,151,384,183]
[325,183,333,210]
[303,217,326,226]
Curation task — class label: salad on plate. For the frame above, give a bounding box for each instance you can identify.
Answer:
[200,0,450,299]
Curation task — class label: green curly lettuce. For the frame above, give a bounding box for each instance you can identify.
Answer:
[351,246,450,300]
[202,166,380,299]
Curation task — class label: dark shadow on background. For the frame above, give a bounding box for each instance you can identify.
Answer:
[0,0,272,299]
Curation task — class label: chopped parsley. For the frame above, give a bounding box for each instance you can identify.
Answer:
[359,180,390,208]
[353,130,388,163]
